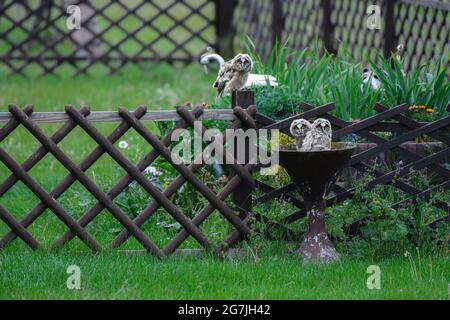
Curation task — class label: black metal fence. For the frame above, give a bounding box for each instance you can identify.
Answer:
[0,0,448,76]
[233,0,450,73]
[0,0,217,76]
[252,102,449,240]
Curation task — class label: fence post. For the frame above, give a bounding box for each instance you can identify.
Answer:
[272,0,284,47]
[231,91,254,214]
[384,0,397,58]
[320,0,337,55]
[214,0,238,59]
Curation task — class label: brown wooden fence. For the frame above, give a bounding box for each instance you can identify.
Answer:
[0,102,257,256]
[0,95,448,255]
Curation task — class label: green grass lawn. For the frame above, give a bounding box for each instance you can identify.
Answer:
[0,66,448,300]
[1,247,448,300]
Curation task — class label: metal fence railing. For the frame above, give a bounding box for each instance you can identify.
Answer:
[0,0,448,77]
[233,0,450,75]
[0,0,217,76]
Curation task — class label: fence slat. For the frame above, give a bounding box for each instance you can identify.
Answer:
[0,109,237,123]
[64,106,212,252]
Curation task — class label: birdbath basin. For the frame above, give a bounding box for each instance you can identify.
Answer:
[277,142,356,263]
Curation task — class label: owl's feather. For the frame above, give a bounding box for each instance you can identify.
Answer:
[301,119,332,151]
[213,54,252,97]
[290,119,312,150]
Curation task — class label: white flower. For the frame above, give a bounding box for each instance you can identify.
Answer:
[143,166,161,176]
[118,141,129,149]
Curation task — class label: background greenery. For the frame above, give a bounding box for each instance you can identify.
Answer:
[213,41,450,121]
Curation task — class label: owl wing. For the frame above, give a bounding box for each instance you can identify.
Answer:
[301,131,314,151]
[312,131,331,151]
[213,62,234,97]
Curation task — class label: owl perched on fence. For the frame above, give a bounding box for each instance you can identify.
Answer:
[301,118,332,151]
[290,119,312,149]
[213,53,253,97]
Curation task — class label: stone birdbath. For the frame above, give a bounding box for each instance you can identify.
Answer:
[277,142,356,263]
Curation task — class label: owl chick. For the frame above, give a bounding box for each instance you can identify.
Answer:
[290,119,312,150]
[301,118,332,151]
[213,53,253,97]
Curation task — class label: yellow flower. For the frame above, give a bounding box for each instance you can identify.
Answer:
[426,108,434,113]
[409,106,417,111]
[202,102,209,109]
[276,132,295,147]
[418,105,427,110]
[261,164,282,176]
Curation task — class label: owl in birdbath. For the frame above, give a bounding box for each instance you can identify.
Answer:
[301,118,332,151]
[290,119,312,149]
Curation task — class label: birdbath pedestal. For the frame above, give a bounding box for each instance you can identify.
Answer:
[278,143,356,263]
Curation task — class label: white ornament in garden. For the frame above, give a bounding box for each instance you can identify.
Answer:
[361,44,406,92]
[361,67,382,91]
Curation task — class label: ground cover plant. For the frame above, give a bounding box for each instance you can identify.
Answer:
[0,53,448,299]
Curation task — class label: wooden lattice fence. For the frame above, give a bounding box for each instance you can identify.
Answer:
[0,97,448,255]
[1,0,448,77]
[0,103,256,256]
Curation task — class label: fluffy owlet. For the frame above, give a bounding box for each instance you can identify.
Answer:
[290,119,312,149]
[301,118,332,151]
[213,53,253,97]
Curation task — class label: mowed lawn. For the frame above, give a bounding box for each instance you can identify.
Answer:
[1,248,449,300]
[0,66,448,300]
